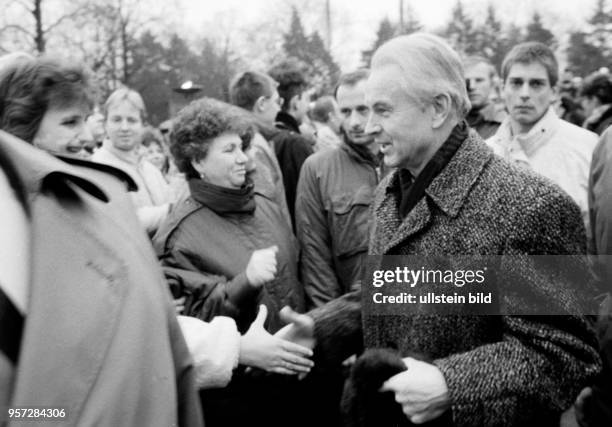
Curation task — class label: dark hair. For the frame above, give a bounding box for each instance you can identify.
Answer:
[268,60,308,112]
[311,95,337,123]
[141,126,164,148]
[229,71,276,111]
[333,69,370,98]
[0,57,93,143]
[501,42,558,87]
[170,97,255,179]
[580,72,612,104]
[141,126,169,174]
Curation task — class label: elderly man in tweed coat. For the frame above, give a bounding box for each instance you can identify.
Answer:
[299,33,602,427]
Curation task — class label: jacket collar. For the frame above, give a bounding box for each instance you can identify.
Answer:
[275,111,301,133]
[495,107,559,156]
[585,104,612,132]
[341,139,379,166]
[478,103,506,123]
[0,130,118,203]
[425,130,492,217]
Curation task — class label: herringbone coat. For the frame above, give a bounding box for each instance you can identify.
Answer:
[312,131,601,427]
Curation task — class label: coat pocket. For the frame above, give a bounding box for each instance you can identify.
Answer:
[330,186,373,257]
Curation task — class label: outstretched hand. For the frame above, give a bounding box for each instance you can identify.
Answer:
[239,305,314,375]
[275,306,316,351]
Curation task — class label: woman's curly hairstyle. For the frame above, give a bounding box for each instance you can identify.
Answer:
[0,56,93,143]
[170,97,255,179]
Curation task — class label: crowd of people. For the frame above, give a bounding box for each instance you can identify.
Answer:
[0,32,611,427]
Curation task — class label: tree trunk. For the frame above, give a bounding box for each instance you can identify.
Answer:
[33,0,45,53]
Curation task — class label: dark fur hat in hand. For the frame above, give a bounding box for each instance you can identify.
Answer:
[341,348,452,427]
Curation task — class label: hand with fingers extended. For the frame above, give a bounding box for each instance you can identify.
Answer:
[239,305,314,375]
[275,306,316,351]
[245,246,278,287]
[380,357,450,424]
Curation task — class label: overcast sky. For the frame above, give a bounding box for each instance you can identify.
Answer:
[176,0,597,69]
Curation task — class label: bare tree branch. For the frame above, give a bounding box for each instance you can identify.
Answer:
[43,7,88,34]
[11,0,33,13]
[0,23,34,38]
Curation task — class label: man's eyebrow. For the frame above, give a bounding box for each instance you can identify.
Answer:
[371,101,392,108]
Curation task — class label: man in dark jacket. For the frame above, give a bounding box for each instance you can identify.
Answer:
[581,72,612,136]
[299,33,601,427]
[464,55,506,139]
[296,69,384,310]
[230,68,312,228]
[574,126,612,427]
[267,60,314,227]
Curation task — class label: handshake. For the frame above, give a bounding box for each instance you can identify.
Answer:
[240,304,316,376]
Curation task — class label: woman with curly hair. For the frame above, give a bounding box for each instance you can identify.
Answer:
[154,97,304,331]
[154,97,309,426]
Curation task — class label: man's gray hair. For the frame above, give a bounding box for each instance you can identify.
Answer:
[371,33,471,119]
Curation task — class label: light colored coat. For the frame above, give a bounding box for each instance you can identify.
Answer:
[487,107,597,232]
[92,141,173,233]
[1,131,202,427]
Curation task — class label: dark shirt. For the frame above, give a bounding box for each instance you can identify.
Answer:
[258,122,313,230]
[466,103,504,139]
[275,111,301,133]
[395,121,469,218]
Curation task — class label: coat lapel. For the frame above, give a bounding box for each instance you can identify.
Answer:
[374,131,492,255]
[383,197,432,254]
[373,172,433,254]
[425,131,492,218]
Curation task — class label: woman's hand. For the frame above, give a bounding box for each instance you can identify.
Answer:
[239,305,314,375]
[245,246,278,287]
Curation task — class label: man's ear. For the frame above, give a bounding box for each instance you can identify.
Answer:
[254,96,267,113]
[289,94,300,113]
[431,93,453,129]
[549,85,558,106]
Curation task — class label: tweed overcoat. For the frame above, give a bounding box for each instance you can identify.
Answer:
[311,131,601,427]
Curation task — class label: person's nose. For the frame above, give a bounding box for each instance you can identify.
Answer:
[119,119,129,130]
[78,123,94,145]
[519,83,530,100]
[236,148,249,164]
[349,110,363,130]
[364,112,381,135]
